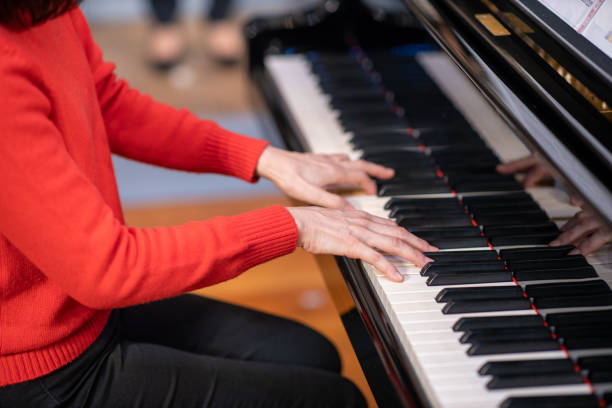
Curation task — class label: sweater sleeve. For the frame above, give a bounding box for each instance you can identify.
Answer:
[0,46,297,310]
[68,9,268,182]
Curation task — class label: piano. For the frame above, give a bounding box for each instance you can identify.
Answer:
[245,0,612,407]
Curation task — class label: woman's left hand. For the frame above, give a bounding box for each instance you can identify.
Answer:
[256,146,394,209]
[550,208,612,255]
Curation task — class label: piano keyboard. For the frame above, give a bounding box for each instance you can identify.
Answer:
[265,47,612,408]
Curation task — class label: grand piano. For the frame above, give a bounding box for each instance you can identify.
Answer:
[245,0,612,407]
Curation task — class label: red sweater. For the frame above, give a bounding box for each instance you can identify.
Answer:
[0,8,298,386]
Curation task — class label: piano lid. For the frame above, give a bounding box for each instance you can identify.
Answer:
[403,0,612,226]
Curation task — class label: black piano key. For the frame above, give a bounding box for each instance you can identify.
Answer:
[513,266,597,281]
[378,182,450,196]
[501,395,599,408]
[535,294,612,309]
[431,146,494,158]
[352,138,420,151]
[499,246,575,261]
[564,337,612,350]
[384,197,458,210]
[362,146,426,157]
[454,180,524,193]
[483,222,559,237]
[525,280,611,298]
[490,233,561,246]
[589,370,612,383]
[447,174,518,185]
[426,270,512,286]
[443,298,532,314]
[461,327,552,344]
[547,310,612,326]
[479,359,575,376]
[438,163,499,174]
[376,172,439,184]
[422,260,505,276]
[453,315,544,331]
[363,150,429,163]
[399,216,474,229]
[428,237,491,249]
[423,250,498,262]
[394,209,466,224]
[436,286,522,302]
[410,226,482,240]
[577,355,612,371]
[475,213,550,225]
[487,372,584,389]
[471,208,548,218]
[555,324,612,339]
[467,339,560,355]
[470,205,546,217]
[603,392,612,405]
[461,192,533,203]
[507,256,589,271]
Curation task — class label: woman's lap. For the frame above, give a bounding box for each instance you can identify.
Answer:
[0,295,365,407]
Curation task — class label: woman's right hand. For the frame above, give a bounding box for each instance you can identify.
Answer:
[286,207,437,282]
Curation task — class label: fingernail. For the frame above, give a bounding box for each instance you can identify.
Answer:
[549,240,559,246]
[425,257,435,263]
[568,248,581,255]
[393,272,404,282]
[428,245,439,252]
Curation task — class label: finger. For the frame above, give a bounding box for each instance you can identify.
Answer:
[352,226,431,268]
[347,241,403,282]
[328,153,351,162]
[355,220,436,253]
[524,166,547,187]
[549,218,599,247]
[496,155,538,174]
[574,229,612,256]
[348,159,395,179]
[344,210,397,226]
[294,182,351,209]
[559,210,591,232]
[560,214,582,232]
[569,194,584,207]
[343,170,378,195]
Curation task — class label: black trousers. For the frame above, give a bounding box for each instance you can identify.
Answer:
[150,0,233,23]
[0,295,366,407]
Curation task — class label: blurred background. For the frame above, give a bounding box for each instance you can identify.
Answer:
[83,0,317,204]
[82,1,376,405]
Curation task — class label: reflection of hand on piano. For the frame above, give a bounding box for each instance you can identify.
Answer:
[496,154,553,187]
[286,206,438,282]
[256,146,394,209]
[551,208,612,255]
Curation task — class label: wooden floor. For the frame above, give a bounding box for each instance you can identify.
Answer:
[123,196,377,407]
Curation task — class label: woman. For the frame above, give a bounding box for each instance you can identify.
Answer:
[0,1,435,406]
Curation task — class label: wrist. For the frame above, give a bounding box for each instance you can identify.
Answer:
[285,207,304,247]
[255,146,287,182]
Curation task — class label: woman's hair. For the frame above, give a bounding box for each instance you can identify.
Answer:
[0,0,83,28]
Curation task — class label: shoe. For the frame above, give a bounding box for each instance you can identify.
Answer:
[148,24,186,71]
[205,20,245,66]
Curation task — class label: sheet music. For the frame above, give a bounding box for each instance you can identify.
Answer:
[538,0,612,59]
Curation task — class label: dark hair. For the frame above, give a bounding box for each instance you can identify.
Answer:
[0,0,83,28]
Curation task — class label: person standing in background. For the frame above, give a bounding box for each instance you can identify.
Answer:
[148,0,243,69]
